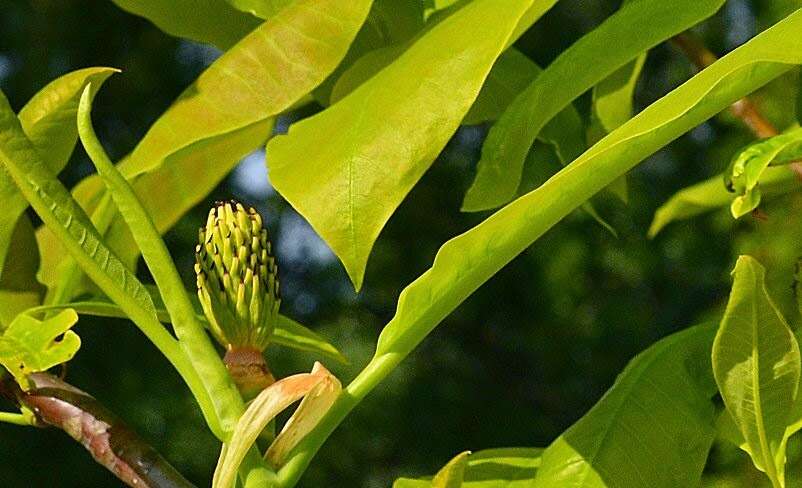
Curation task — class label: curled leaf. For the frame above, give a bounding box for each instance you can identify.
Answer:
[726,126,802,217]
[212,363,341,488]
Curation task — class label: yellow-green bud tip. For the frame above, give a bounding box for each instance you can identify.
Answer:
[195,201,279,350]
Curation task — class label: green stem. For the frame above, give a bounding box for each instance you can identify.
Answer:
[0,410,31,426]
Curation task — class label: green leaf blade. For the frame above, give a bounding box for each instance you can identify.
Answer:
[533,324,718,488]
[462,0,726,211]
[712,256,801,486]
[0,67,117,288]
[267,0,545,290]
[38,0,372,291]
[0,309,80,387]
[110,0,261,49]
[394,448,543,488]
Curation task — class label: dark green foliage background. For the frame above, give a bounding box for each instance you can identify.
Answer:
[0,0,801,486]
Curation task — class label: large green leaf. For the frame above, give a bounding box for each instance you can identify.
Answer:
[462,0,726,211]
[0,309,80,389]
[110,0,261,49]
[37,0,372,293]
[0,68,117,284]
[394,448,542,488]
[726,126,802,217]
[266,0,546,290]
[274,13,802,485]
[713,256,800,487]
[533,324,717,488]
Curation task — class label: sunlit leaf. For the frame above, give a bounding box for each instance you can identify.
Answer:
[431,451,469,488]
[533,324,717,487]
[110,0,261,49]
[267,0,546,290]
[0,309,80,388]
[462,0,726,211]
[37,0,372,293]
[0,67,117,288]
[726,126,802,217]
[712,256,800,486]
[395,448,543,488]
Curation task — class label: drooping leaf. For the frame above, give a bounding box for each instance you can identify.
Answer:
[110,0,261,49]
[533,324,717,488]
[26,298,348,365]
[726,126,802,217]
[275,18,802,484]
[265,364,342,467]
[712,256,800,486]
[0,67,117,286]
[213,363,340,488]
[37,0,372,292]
[462,0,726,211]
[0,309,80,388]
[394,448,543,488]
[311,0,426,105]
[648,165,800,237]
[267,0,546,290]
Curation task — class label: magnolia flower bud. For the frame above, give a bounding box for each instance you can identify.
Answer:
[195,201,280,350]
[195,201,279,397]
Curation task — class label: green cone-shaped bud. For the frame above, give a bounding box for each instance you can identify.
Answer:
[195,201,280,352]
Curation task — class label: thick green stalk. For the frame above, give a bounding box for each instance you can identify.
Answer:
[0,411,31,426]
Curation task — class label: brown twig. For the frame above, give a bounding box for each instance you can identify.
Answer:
[1,373,196,488]
[671,32,802,184]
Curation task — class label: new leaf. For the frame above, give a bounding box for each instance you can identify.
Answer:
[0,309,80,388]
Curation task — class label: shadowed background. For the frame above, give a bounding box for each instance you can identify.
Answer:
[0,0,801,486]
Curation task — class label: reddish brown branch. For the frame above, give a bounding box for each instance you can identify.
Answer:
[2,373,195,488]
